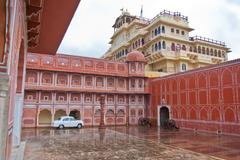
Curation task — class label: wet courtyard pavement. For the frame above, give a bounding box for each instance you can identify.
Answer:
[22,127,240,160]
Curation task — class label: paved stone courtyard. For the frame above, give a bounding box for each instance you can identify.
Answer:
[22,127,240,160]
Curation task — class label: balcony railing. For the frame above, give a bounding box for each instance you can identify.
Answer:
[190,36,226,46]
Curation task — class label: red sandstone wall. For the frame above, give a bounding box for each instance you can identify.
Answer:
[150,59,240,135]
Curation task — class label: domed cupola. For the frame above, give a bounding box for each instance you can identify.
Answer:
[126,50,145,75]
[126,50,145,62]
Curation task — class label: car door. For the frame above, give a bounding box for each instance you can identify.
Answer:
[69,117,77,127]
[62,118,70,127]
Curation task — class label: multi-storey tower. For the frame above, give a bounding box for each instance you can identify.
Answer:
[102,10,231,77]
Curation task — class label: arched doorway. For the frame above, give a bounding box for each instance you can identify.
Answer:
[38,110,52,125]
[160,107,169,127]
[54,110,67,120]
[69,110,80,120]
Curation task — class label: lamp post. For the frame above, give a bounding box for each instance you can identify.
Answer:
[99,95,106,129]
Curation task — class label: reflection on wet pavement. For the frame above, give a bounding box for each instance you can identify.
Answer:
[22,127,240,160]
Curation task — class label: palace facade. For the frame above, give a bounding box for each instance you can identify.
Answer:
[102,10,231,77]
[22,51,149,127]
[1,1,240,160]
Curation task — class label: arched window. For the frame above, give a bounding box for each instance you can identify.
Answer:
[194,47,197,53]
[189,46,193,52]
[218,50,221,57]
[214,49,217,56]
[117,109,125,116]
[182,64,187,71]
[206,48,209,55]
[158,41,161,50]
[155,43,158,51]
[141,38,144,45]
[182,45,186,51]
[210,49,213,55]
[106,109,114,116]
[155,28,158,36]
[162,26,165,33]
[202,47,205,54]
[158,26,161,34]
[171,43,175,51]
[162,41,166,49]
[198,46,201,53]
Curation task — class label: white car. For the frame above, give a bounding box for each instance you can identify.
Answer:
[52,116,84,129]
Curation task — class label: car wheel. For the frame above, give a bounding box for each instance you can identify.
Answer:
[77,123,82,129]
[59,125,64,129]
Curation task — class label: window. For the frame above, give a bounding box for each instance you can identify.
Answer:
[162,26,165,33]
[58,96,65,101]
[181,31,185,35]
[176,29,180,34]
[118,96,124,103]
[95,109,101,116]
[202,47,206,54]
[96,77,104,87]
[107,96,114,103]
[214,50,217,56]
[139,79,143,88]
[182,45,186,51]
[118,79,125,88]
[107,78,114,88]
[63,118,69,121]
[210,49,213,55]
[155,43,158,51]
[158,26,161,34]
[171,43,175,51]
[73,97,78,101]
[27,95,33,100]
[152,45,154,52]
[70,117,75,121]
[162,41,166,49]
[130,96,135,103]
[131,79,135,88]
[171,28,174,33]
[85,94,92,102]
[85,76,92,87]
[189,47,193,52]
[117,109,125,116]
[182,64,187,71]
[194,47,197,53]
[158,41,161,50]
[154,28,158,36]
[106,109,114,116]
[206,48,209,55]
[218,50,221,57]
[198,46,201,53]
[141,38,144,45]
[44,96,49,101]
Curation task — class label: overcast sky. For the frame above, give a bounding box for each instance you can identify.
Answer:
[58,0,240,60]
